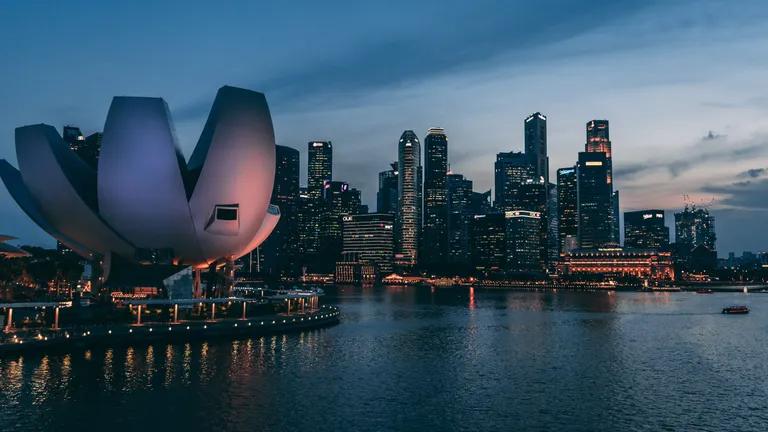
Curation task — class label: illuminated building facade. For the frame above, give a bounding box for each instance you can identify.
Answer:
[558,248,675,281]
[494,151,536,211]
[422,127,448,269]
[396,130,422,268]
[557,167,578,254]
[307,141,332,199]
[342,213,394,274]
[577,152,612,249]
[624,210,669,250]
[0,86,280,288]
[585,120,620,244]
[335,252,377,284]
[306,141,332,256]
[674,205,716,250]
[505,210,544,273]
[319,181,361,265]
[471,213,506,273]
[524,112,548,185]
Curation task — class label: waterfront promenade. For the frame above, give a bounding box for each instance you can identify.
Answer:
[0,305,340,355]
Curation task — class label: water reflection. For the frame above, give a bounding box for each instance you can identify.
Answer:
[0,288,766,431]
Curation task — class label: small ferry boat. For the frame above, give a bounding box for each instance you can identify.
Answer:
[722,305,750,314]
[696,288,713,294]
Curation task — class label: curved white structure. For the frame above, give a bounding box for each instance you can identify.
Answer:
[0,86,279,275]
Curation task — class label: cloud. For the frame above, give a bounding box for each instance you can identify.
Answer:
[173,0,663,122]
[701,178,768,210]
[739,167,768,178]
[615,132,768,180]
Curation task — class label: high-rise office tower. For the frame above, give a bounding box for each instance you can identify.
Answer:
[517,178,548,266]
[342,213,395,274]
[422,127,449,270]
[494,151,536,210]
[577,152,612,249]
[674,205,716,250]
[447,173,473,267]
[611,191,621,244]
[505,210,544,273]
[585,120,612,183]
[546,182,559,264]
[471,213,506,273]
[297,187,315,258]
[307,141,332,199]
[306,141,332,257]
[319,181,361,265]
[624,210,669,250]
[396,130,422,268]
[524,112,548,185]
[377,162,398,214]
[259,145,300,277]
[557,167,578,254]
[585,120,619,244]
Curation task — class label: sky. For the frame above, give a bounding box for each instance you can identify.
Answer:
[0,0,767,255]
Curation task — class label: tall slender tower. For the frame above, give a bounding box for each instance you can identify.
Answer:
[524,112,548,185]
[422,127,448,270]
[307,141,332,199]
[396,130,422,268]
[260,145,300,276]
[585,120,619,244]
[557,167,578,254]
[306,141,332,257]
[585,120,611,183]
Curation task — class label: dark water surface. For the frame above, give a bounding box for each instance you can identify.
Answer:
[1,286,767,431]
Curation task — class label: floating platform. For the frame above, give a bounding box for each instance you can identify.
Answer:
[0,306,340,356]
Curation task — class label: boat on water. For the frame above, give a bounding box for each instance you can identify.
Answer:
[696,288,713,294]
[722,305,750,314]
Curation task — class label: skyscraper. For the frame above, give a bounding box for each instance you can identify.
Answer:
[505,210,544,273]
[624,210,669,250]
[674,205,716,250]
[586,120,612,183]
[342,213,395,274]
[306,141,332,258]
[471,213,506,273]
[517,178,548,267]
[524,112,548,185]
[422,127,448,270]
[396,130,422,268]
[307,141,332,199]
[557,167,578,254]
[297,187,315,258]
[494,151,536,210]
[447,173,473,268]
[577,152,612,249]
[320,181,361,266]
[612,191,621,244]
[259,145,300,277]
[377,162,398,214]
[585,120,620,244]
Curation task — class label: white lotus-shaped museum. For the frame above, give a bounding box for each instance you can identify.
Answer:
[0,86,280,279]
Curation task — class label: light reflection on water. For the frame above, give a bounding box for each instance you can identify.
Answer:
[1,286,768,431]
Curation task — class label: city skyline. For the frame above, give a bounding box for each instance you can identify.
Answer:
[2,1,768,254]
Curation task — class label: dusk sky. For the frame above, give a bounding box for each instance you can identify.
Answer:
[1,0,767,255]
